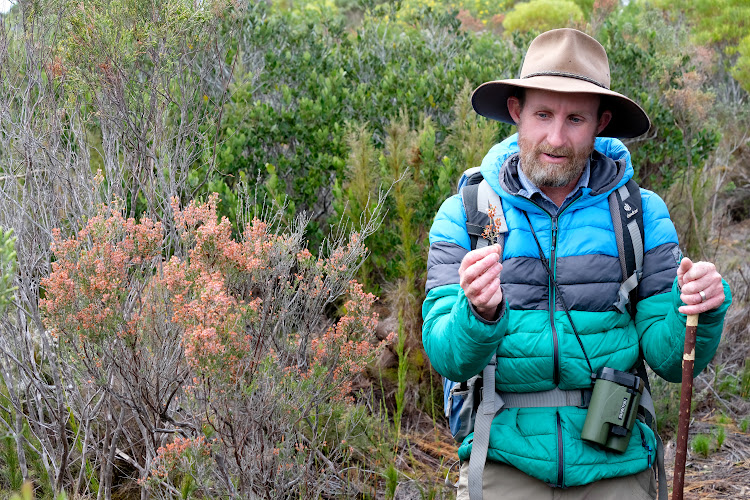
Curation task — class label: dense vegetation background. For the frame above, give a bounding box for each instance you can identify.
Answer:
[0,0,749,498]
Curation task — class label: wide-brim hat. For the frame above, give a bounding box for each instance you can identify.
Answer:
[471,28,650,139]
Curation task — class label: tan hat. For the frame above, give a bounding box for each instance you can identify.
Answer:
[471,28,650,138]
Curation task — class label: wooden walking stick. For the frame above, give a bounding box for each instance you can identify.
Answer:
[672,313,699,500]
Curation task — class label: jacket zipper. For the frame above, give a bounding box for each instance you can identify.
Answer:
[556,411,564,487]
[548,196,581,385]
[550,215,560,385]
[516,198,562,385]
[519,195,581,490]
[551,197,580,489]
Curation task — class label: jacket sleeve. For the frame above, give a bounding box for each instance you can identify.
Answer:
[422,194,508,382]
[634,190,732,383]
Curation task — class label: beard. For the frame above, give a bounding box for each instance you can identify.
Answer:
[518,132,595,188]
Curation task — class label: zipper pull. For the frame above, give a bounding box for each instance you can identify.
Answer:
[551,218,558,252]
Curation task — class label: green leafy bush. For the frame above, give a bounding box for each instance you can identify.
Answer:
[502,0,585,33]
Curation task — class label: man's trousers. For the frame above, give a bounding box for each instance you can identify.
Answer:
[456,460,657,499]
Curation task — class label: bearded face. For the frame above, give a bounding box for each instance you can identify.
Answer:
[508,89,606,191]
[517,131,595,188]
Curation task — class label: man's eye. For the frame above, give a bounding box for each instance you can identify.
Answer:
[570,116,583,123]
[536,112,548,119]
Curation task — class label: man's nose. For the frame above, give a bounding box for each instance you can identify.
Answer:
[546,119,567,148]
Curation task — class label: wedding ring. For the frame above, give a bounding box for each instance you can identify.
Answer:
[699,290,707,303]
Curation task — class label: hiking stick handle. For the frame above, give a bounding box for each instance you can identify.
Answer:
[672,313,699,500]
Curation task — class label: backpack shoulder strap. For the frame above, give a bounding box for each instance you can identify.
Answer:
[609,179,667,499]
[460,172,508,251]
[609,178,644,316]
[458,170,508,500]
[467,355,503,500]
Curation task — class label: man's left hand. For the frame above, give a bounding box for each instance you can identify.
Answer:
[677,257,725,315]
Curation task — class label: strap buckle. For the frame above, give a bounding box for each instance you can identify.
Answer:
[578,388,593,409]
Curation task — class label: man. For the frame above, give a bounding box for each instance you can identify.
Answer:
[422,29,731,499]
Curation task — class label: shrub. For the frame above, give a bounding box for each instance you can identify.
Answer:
[502,0,585,34]
[41,194,394,497]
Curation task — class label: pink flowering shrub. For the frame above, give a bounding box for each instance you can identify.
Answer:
[41,195,390,497]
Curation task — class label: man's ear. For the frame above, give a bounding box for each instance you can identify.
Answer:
[507,96,521,124]
[597,110,612,135]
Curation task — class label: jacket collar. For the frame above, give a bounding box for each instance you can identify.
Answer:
[500,150,626,200]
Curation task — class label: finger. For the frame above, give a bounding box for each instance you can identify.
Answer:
[680,285,722,308]
[680,261,716,286]
[680,278,723,306]
[676,257,692,288]
[459,244,502,273]
[679,263,721,298]
[471,273,501,304]
[459,251,501,286]
[678,290,724,315]
[464,262,502,301]
[472,281,504,319]
[679,272,721,297]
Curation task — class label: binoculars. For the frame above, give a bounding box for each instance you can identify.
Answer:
[581,367,644,453]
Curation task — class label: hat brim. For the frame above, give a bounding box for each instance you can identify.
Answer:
[471,76,650,139]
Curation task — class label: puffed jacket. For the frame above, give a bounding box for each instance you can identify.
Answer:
[422,134,732,487]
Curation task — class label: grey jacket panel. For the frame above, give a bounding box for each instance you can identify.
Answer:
[503,254,624,312]
[502,283,549,310]
[640,242,680,298]
[555,254,622,284]
[554,254,622,312]
[556,282,622,312]
[502,256,549,310]
[426,241,467,292]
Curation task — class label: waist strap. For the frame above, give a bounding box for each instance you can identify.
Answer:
[500,387,589,408]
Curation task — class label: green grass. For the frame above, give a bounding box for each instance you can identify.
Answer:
[384,463,398,500]
[741,358,750,398]
[691,434,711,458]
[740,418,749,433]
[716,425,726,449]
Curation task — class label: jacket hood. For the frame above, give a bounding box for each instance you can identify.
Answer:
[478,134,634,212]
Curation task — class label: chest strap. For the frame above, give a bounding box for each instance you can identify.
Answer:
[500,387,591,408]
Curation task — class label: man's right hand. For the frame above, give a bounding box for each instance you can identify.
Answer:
[459,244,503,321]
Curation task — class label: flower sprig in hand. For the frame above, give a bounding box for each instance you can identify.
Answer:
[482,204,505,247]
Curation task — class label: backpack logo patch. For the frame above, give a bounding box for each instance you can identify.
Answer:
[624,202,638,219]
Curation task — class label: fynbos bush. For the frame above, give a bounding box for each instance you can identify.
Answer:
[41,194,393,498]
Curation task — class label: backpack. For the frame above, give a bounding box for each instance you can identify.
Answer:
[443,167,667,500]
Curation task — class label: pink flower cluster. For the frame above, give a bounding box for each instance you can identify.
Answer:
[41,207,163,345]
[147,436,209,481]
[166,195,274,379]
[309,281,392,400]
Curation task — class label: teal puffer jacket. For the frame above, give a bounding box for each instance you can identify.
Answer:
[422,135,732,487]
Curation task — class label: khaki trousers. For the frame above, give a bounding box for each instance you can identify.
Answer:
[456,460,657,500]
